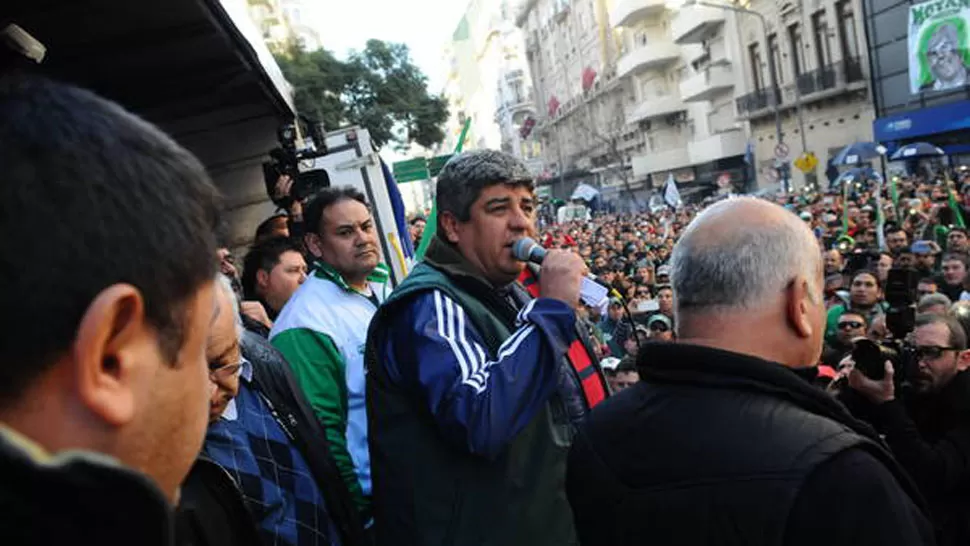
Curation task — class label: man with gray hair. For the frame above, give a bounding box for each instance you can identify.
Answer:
[566,197,932,546]
[366,149,607,545]
[918,292,953,315]
[184,274,368,546]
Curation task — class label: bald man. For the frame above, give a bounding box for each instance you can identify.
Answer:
[566,198,933,546]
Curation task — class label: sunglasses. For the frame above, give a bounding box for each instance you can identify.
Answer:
[913,345,959,361]
[838,321,864,330]
[209,362,242,382]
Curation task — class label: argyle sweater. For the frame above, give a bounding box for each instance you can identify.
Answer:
[204,381,341,546]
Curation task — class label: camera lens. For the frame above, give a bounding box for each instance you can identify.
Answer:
[851,338,888,380]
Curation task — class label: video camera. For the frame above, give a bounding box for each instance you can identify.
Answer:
[263,116,331,209]
[852,268,919,382]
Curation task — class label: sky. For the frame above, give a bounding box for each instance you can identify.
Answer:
[309,0,471,92]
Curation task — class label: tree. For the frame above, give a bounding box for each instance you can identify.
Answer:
[275,40,448,150]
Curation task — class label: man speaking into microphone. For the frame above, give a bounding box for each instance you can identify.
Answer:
[365,149,608,546]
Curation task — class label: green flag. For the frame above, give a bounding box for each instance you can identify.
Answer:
[415,118,471,260]
[889,176,900,220]
[948,178,966,228]
[842,175,850,234]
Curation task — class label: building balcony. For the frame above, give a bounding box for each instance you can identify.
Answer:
[671,5,725,44]
[679,64,734,103]
[687,129,746,165]
[631,147,691,177]
[611,0,666,28]
[617,41,681,79]
[625,94,687,125]
[735,87,781,119]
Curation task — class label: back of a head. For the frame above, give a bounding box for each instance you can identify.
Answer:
[670,197,821,332]
[0,74,222,403]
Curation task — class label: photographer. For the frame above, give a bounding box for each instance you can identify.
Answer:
[848,313,970,546]
[821,311,867,368]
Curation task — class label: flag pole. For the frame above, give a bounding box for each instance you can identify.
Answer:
[415,118,472,260]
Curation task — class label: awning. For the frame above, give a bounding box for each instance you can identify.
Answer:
[4,0,295,128]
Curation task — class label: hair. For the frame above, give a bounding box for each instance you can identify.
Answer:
[838,311,869,326]
[951,227,969,236]
[0,74,221,402]
[917,292,953,312]
[215,274,244,340]
[918,277,938,286]
[916,312,968,350]
[436,149,534,222]
[670,197,819,314]
[241,236,303,301]
[304,185,368,235]
[409,215,426,226]
[886,225,907,237]
[616,356,637,374]
[254,213,288,242]
[852,269,882,290]
[942,253,970,269]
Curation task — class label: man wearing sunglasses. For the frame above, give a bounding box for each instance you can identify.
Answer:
[821,312,868,368]
[849,313,970,545]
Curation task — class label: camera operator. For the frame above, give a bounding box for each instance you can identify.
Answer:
[847,313,970,546]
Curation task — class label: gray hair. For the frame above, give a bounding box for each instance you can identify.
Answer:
[215,273,243,340]
[436,149,534,222]
[916,312,968,350]
[670,197,820,316]
[917,292,952,313]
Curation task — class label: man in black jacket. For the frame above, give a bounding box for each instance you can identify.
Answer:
[566,197,933,546]
[847,312,970,546]
[181,275,367,546]
[0,74,222,545]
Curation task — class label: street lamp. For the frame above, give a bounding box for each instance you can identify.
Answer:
[682,0,793,191]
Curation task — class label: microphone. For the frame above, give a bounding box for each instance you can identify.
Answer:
[512,237,615,291]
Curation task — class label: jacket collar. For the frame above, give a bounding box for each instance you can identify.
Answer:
[638,342,883,442]
[312,260,389,292]
[423,235,495,290]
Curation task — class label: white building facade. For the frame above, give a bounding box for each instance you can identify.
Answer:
[735,0,874,189]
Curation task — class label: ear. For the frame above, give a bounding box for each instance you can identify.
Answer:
[787,275,815,339]
[438,210,462,245]
[71,284,151,428]
[256,269,271,291]
[958,350,970,372]
[304,232,324,259]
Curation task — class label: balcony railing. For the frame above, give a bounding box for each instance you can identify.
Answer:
[844,56,864,83]
[735,87,780,116]
[796,65,837,95]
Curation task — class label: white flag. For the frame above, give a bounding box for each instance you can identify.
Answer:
[663,174,682,209]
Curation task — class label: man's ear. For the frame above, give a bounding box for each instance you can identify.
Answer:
[256,269,271,291]
[304,232,323,259]
[958,349,970,372]
[438,210,462,244]
[71,284,149,427]
[787,275,815,339]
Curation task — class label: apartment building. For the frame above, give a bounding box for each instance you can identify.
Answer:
[247,0,321,52]
[734,0,874,189]
[610,0,752,196]
[518,0,654,204]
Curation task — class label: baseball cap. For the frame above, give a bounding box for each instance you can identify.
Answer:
[647,314,672,329]
[799,211,812,221]
[656,264,671,277]
[911,240,940,255]
[600,357,621,371]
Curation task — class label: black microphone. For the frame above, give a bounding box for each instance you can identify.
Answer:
[512,237,615,291]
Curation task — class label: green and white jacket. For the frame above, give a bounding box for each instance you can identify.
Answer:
[269,261,391,517]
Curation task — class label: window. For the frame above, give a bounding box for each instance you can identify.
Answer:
[788,23,805,76]
[812,11,833,68]
[768,34,784,84]
[837,0,860,61]
[749,43,765,90]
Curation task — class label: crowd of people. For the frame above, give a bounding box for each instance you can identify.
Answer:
[2,71,970,546]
